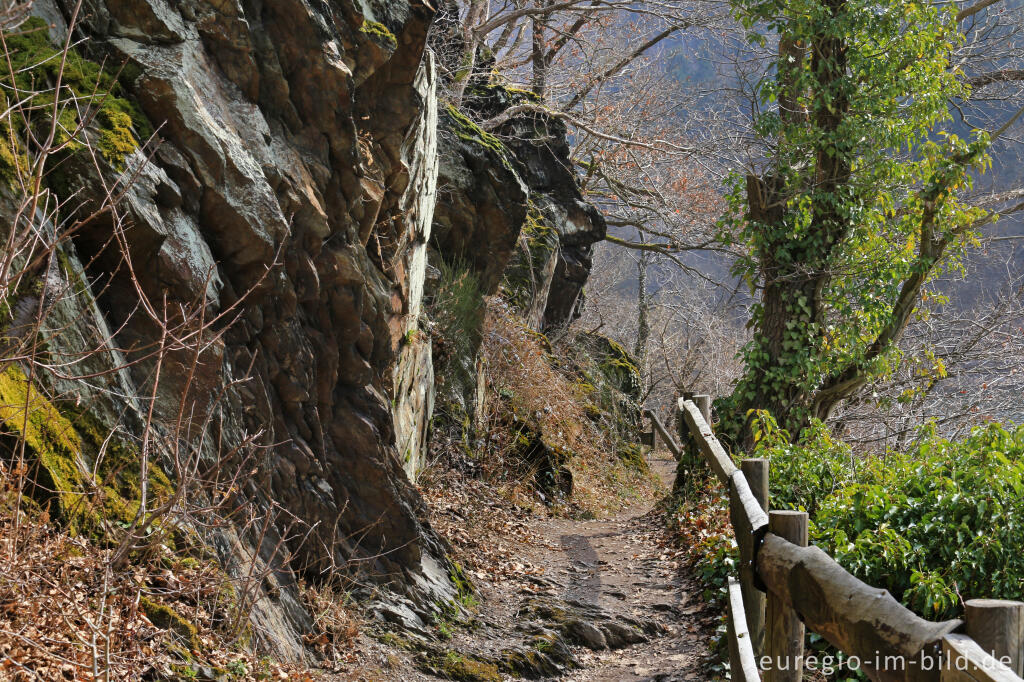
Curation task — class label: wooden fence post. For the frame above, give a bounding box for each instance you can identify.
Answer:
[674,397,693,494]
[741,458,769,656]
[741,458,769,511]
[678,393,694,451]
[694,394,712,424]
[765,510,807,682]
[965,599,1024,676]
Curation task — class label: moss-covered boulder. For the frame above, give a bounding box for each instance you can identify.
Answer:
[139,596,201,650]
[510,422,573,502]
[430,651,501,682]
[563,332,644,444]
[578,333,642,400]
[0,363,173,539]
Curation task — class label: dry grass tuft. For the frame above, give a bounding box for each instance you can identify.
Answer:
[482,299,658,515]
[300,581,361,670]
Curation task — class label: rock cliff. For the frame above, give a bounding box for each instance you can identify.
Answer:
[3,0,605,661]
[426,80,606,436]
[430,82,606,329]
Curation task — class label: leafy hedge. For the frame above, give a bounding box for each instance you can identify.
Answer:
[753,415,1024,621]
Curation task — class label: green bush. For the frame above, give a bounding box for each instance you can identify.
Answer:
[752,414,862,517]
[816,423,1024,620]
[752,415,1024,621]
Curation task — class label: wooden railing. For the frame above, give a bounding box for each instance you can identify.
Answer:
[641,408,682,459]
[649,396,1024,682]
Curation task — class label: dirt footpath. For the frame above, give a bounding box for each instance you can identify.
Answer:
[334,449,717,681]
[524,451,713,681]
[443,448,717,681]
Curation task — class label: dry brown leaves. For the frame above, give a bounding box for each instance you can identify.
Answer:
[668,482,732,565]
[0,481,309,681]
[420,471,548,587]
[0,512,167,680]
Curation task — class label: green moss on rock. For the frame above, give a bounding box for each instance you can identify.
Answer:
[73,407,175,506]
[503,202,560,314]
[428,651,500,682]
[0,117,30,188]
[449,560,477,608]
[444,105,513,170]
[616,442,649,473]
[502,85,542,102]
[464,81,542,109]
[374,631,419,651]
[140,596,201,649]
[0,363,173,539]
[97,108,140,167]
[577,332,642,400]
[1,18,153,173]
[0,364,90,528]
[359,19,397,49]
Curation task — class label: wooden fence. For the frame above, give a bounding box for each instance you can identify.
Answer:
[643,397,1024,682]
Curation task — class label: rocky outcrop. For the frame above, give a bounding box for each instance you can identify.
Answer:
[573,332,644,439]
[5,0,610,660]
[17,0,460,660]
[430,83,605,331]
[424,82,606,452]
[425,104,528,423]
[431,105,529,294]
[498,109,607,329]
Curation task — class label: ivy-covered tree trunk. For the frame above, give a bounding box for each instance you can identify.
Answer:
[731,8,853,443]
[721,0,991,449]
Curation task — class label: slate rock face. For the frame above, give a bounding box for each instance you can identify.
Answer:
[431,105,530,295]
[431,83,606,330]
[498,112,607,329]
[18,0,610,659]
[424,83,606,446]
[28,0,455,658]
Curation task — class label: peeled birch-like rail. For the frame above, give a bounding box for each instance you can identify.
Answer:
[652,397,1024,682]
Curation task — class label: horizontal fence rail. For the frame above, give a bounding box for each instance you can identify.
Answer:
[642,409,682,459]
[650,397,1024,682]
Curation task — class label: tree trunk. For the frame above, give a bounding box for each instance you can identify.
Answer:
[530,11,552,98]
[450,0,488,105]
[634,250,650,382]
[727,1,853,449]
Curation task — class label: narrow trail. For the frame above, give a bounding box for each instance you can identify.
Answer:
[532,450,712,681]
[440,448,715,681]
[345,448,717,681]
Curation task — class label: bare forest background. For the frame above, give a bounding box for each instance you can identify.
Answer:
[432,0,1024,447]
